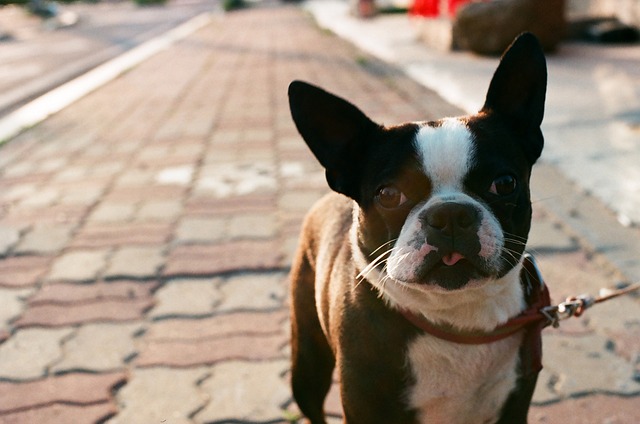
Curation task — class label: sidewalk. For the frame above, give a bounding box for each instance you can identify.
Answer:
[0,3,638,423]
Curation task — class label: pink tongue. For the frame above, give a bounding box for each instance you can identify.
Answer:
[442,252,464,266]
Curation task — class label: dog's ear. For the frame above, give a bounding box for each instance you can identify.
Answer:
[288,80,379,198]
[481,32,547,163]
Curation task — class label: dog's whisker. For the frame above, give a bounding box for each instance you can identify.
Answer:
[370,239,399,257]
[504,231,528,241]
[503,238,528,248]
[357,245,405,281]
[500,247,526,271]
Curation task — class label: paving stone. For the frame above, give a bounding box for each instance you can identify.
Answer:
[528,219,578,254]
[529,394,640,423]
[0,225,20,255]
[0,328,73,380]
[228,213,278,239]
[535,252,614,300]
[0,287,33,333]
[91,161,126,177]
[174,217,226,244]
[150,278,222,318]
[47,249,110,282]
[1,183,37,203]
[202,147,237,164]
[243,128,274,143]
[278,190,324,213]
[195,360,290,423]
[105,185,185,203]
[104,246,164,279]
[58,185,105,206]
[1,163,35,180]
[0,255,53,288]
[107,368,208,424]
[51,323,143,373]
[193,161,277,198]
[71,222,172,248]
[0,402,118,424]
[27,280,158,304]
[185,194,277,216]
[135,332,288,367]
[114,169,154,187]
[164,240,285,276]
[5,203,88,226]
[154,165,195,186]
[589,296,640,334]
[136,200,182,221]
[216,273,287,312]
[0,371,126,413]
[145,310,288,341]
[18,188,59,208]
[209,129,241,145]
[14,224,73,254]
[35,157,67,174]
[531,367,561,405]
[608,322,640,363]
[539,333,640,399]
[136,145,171,163]
[87,203,136,223]
[53,166,88,183]
[14,298,154,328]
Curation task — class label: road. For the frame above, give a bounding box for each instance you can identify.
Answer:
[0,0,220,116]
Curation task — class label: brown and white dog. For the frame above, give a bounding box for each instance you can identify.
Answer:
[288,33,547,424]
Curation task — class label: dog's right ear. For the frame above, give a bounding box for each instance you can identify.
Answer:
[288,80,379,199]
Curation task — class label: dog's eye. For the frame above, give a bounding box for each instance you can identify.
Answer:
[489,175,517,196]
[376,185,408,209]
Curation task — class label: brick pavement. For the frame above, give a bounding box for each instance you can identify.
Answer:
[0,4,639,423]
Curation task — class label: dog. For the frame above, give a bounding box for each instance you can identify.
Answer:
[288,32,547,424]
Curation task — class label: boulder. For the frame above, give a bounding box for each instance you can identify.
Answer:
[452,0,566,55]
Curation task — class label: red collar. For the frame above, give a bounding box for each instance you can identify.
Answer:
[400,300,548,345]
[400,254,551,376]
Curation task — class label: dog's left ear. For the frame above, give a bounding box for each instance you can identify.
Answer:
[482,32,547,163]
[288,80,379,199]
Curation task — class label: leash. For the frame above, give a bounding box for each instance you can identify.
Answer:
[541,280,640,328]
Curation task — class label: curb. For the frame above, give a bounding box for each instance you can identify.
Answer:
[0,12,214,145]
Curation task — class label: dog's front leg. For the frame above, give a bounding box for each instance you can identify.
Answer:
[290,254,336,424]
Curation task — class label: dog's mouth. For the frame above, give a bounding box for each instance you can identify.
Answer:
[403,250,496,291]
[442,252,465,266]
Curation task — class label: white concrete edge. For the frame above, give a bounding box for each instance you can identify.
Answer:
[0,11,213,144]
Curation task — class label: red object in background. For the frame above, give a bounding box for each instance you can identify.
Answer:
[410,0,439,17]
[410,0,474,17]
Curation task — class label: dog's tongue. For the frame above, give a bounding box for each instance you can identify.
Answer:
[442,252,464,266]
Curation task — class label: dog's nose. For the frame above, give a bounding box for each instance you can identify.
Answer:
[424,202,479,237]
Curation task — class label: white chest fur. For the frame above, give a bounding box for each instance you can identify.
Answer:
[406,332,523,424]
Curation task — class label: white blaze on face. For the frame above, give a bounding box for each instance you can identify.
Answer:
[385,118,504,286]
[415,118,475,193]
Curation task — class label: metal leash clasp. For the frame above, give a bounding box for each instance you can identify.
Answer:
[540,294,596,328]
